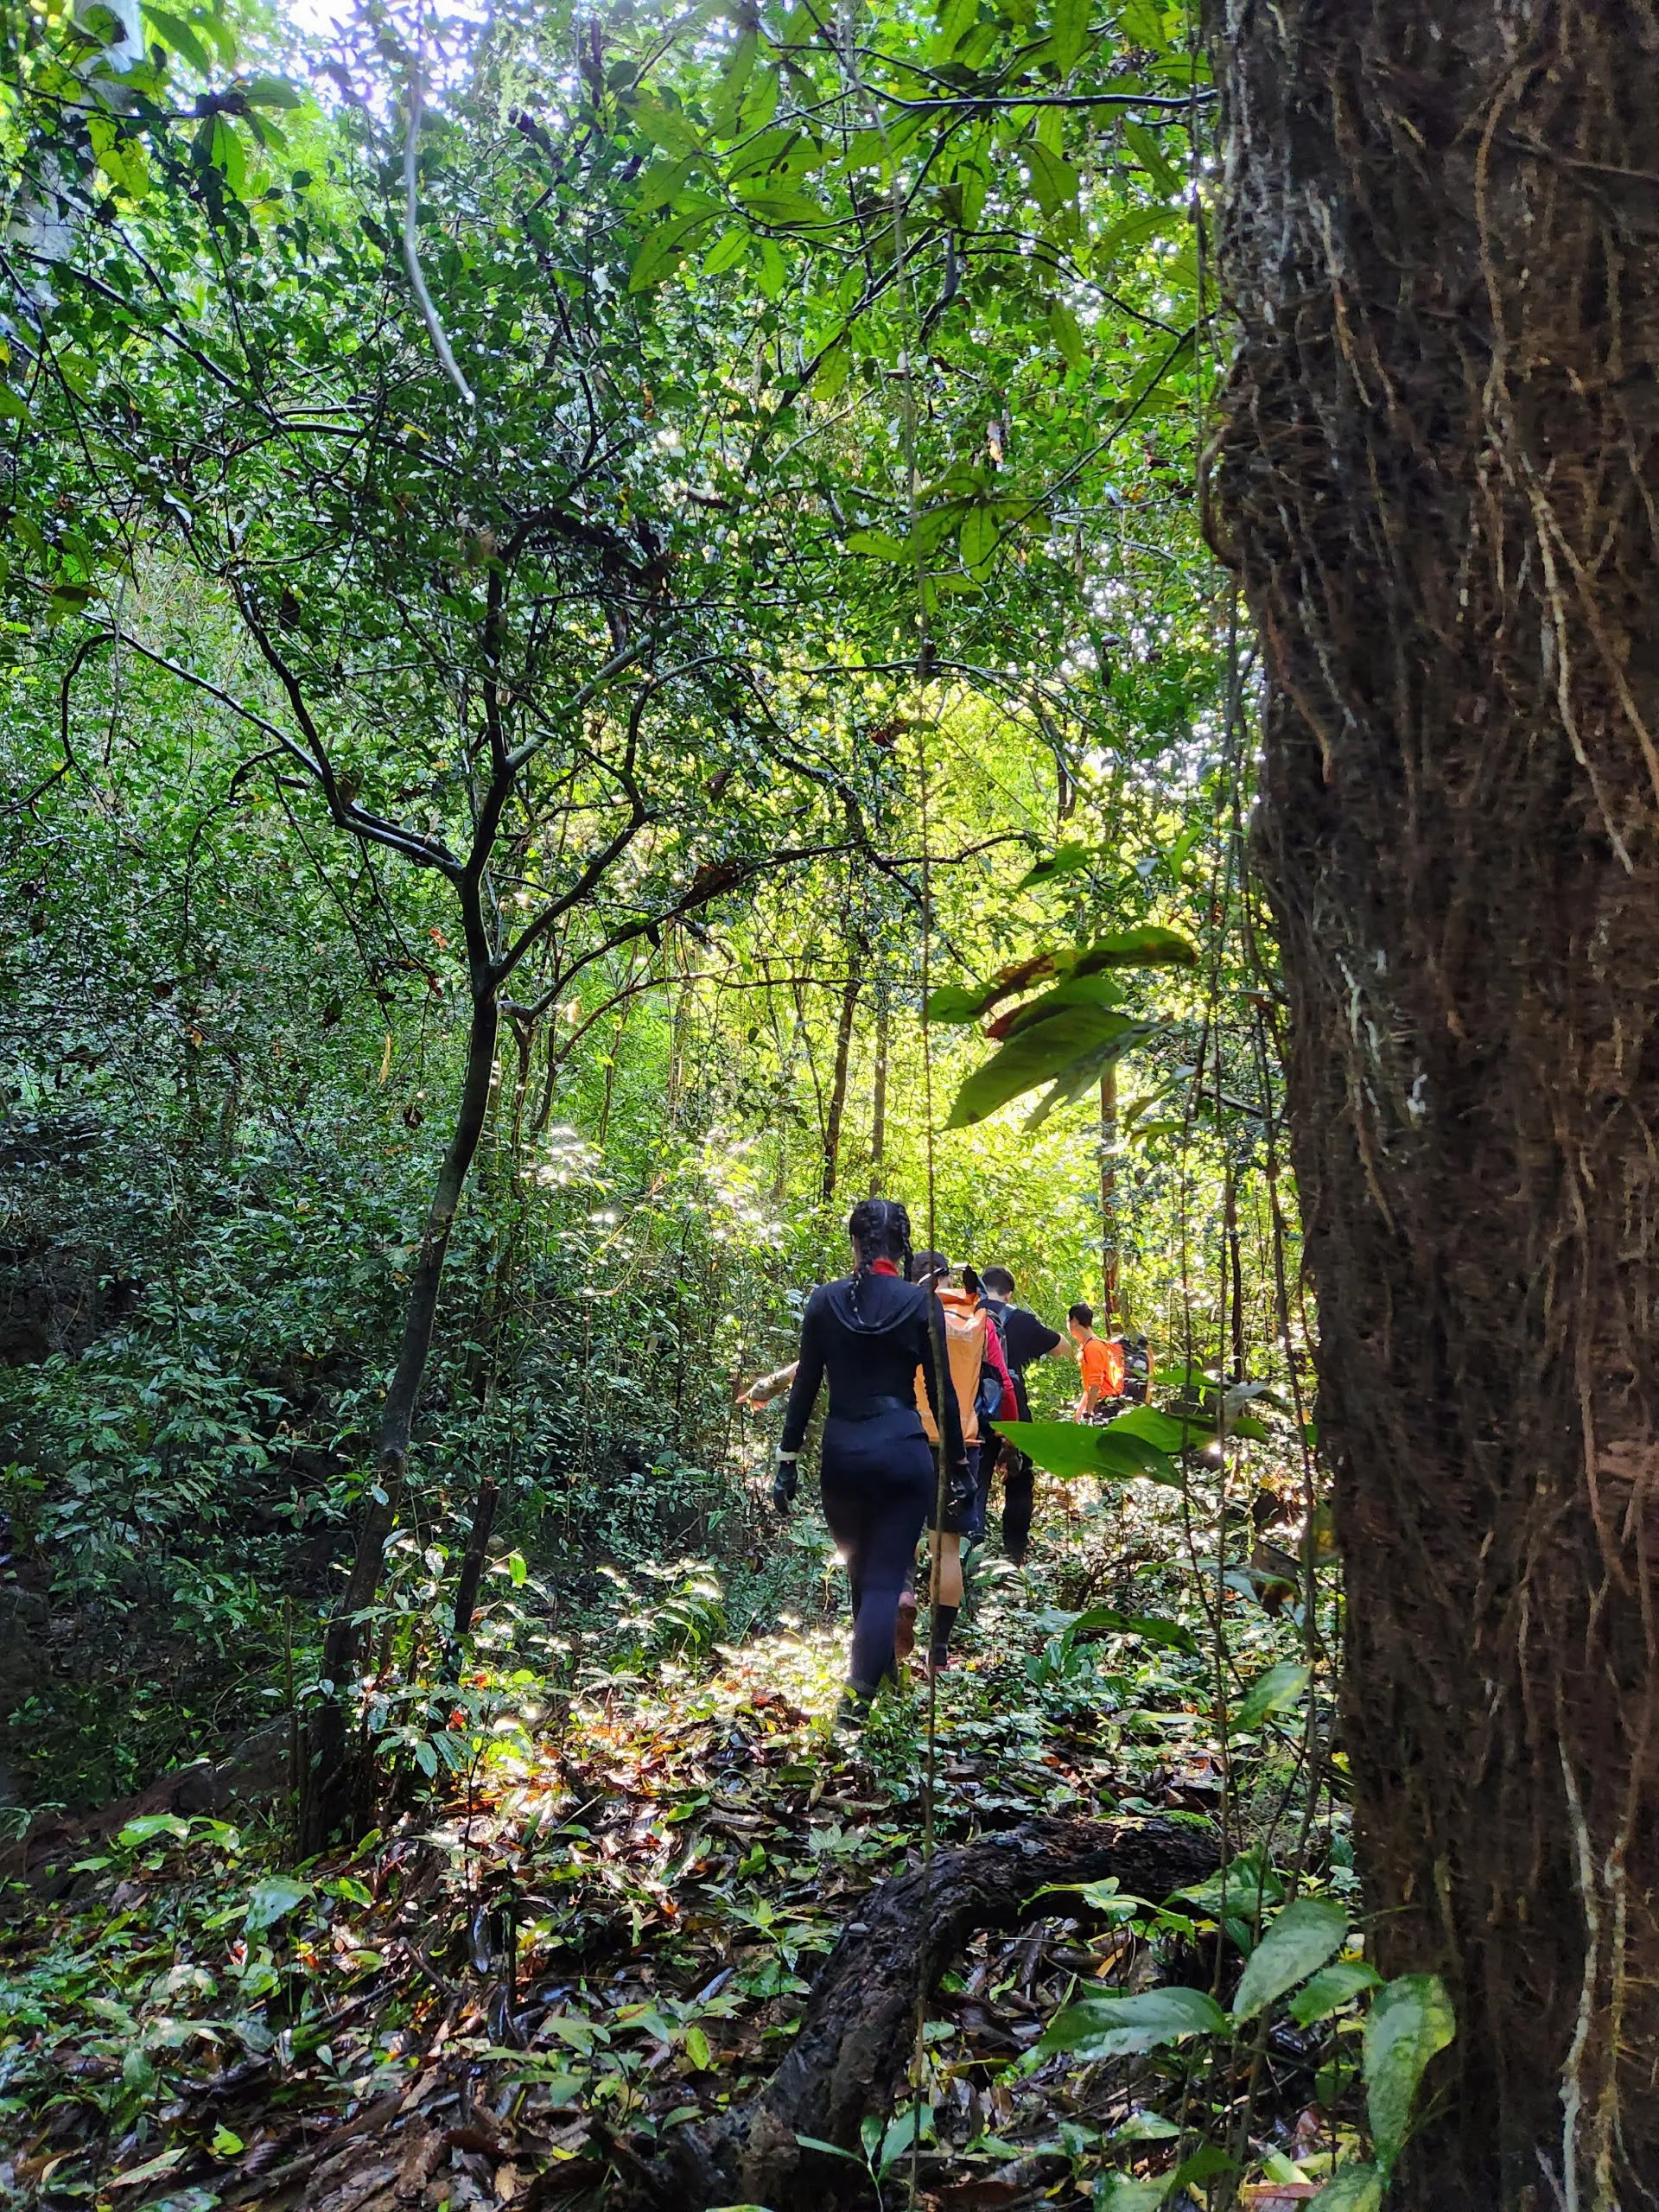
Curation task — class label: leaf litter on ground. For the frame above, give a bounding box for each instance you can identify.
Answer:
[0,1554,1328,2210]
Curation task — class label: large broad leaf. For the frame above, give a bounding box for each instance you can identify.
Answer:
[1040,1983,1226,2059]
[1072,926,1199,972]
[1106,1403,1216,1454]
[1290,1960,1382,2025]
[1236,1660,1312,1732]
[244,1872,313,1933]
[1094,2180,1169,2212]
[925,950,1061,1025]
[1015,842,1096,891]
[1069,1604,1199,1657]
[1092,1425,1185,1488]
[992,1419,1179,1489]
[988,972,1124,1039]
[945,1007,1148,1128]
[928,927,1194,1039]
[1308,2167,1385,2210]
[1363,1974,1454,2174]
[1231,1896,1349,2022]
[1172,1849,1283,1920]
[628,206,720,289]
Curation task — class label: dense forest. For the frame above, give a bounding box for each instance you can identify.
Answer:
[1,0,1653,2207]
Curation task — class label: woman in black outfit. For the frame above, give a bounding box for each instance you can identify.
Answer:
[776,1198,970,1711]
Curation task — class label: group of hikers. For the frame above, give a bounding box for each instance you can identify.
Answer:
[745,1196,1151,1723]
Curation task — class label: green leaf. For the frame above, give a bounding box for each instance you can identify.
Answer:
[1024,141,1078,216]
[701,229,748,276]
[506,1549,527,1586]
[1072,925,1200,971]
[932,0,982,61]
[1016,842,1095,890]
[630,94,703,156]
[993,1419,1125,1482]
[998,974,1126,1036]
[1308,2168,1385,2211]
[1122,119,1181,194]
[141,3,210,73]
[797,2133,864,2166]
[845,528,911,561]
[110,2147,185,2190]
[734,185,824,226]
[755,238,788,298]
[1171,1849,1282,1921]
[925,984,991,1021]
[1041,1983,1226,2059]
[1050,300,1086,371]
[1093,201,1185,276]
[1069,1604,1199,1656]
[988,1415,1179,1489]
[0,387,26,423]
[244,1872,313,1932]
[945,1007,1149,1128]
[683,2023,711,2069]
[211,2126,245,2156]
[240,73,302,107]
[1092,1426,1184,1486]
[926,950,1063,1025]
[1094,2179,1168,2212]
[1105,1403,1214,1453]
[708,30,758,138]
[1048,0,1091,68]
[877,2107,920,2173]
[1231,1896,1349,2022]
[960,502,1001,577]
[1289,1960,1382,2025]
[117,1812,191,1848]
[1236,1659,1312,1732]
[629,207,720,289]
[1110,2109,1182,2142]
[1120,0,1174,49]
[1363,1974,1455,2174]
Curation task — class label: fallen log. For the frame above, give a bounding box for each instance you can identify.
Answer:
[626,1813,1218,2211]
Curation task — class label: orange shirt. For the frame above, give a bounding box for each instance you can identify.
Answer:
[1079,1334,1124,1402]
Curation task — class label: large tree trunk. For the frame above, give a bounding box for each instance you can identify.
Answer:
[1211,3,1659,2202]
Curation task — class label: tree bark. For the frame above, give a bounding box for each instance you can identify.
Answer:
[1098,1062,1117,1319]
[821,958,863,1208]
[629,1815,1217,2211]
[869,980,888,1197]
[1212,3,1659,2201]
[300,987,499,1851]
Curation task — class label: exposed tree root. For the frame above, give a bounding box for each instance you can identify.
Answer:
[619,1813,1218,2211]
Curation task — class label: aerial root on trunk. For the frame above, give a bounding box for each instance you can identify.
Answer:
[613,1813,1219,2212]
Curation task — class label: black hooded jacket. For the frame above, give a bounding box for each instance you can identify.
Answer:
[779,1271,967,1468]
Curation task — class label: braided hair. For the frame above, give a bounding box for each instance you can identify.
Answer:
[845,1197,913,1323]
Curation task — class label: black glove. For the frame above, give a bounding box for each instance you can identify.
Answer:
[772,1454,798,1515]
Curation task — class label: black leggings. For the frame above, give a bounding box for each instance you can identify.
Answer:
[818,1408,932,1694]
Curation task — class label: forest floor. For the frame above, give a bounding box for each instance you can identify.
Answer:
[0,1513,1335,2212]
